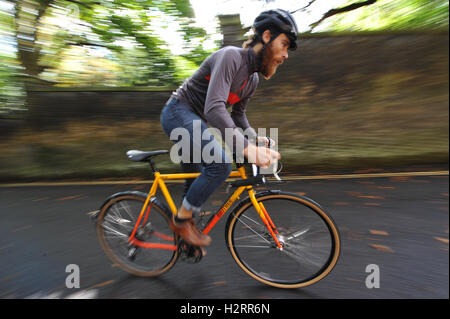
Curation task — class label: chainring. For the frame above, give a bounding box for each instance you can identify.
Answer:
[178,240,204,264]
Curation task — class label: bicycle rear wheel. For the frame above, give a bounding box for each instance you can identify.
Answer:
[96,192,178,277]
[226,191,340,288]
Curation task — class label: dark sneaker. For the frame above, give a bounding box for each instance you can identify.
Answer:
[170,218,212,247]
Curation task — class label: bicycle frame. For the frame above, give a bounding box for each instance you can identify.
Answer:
[128,165,283,251]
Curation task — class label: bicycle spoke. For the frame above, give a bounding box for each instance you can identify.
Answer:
[282,248,324,269]
[234,233,268,241]
[105,214,133,228]
[117,201,137,225]
[110,205,127,223]
[284,227,310,241]
[232,245,272,248]
[235,212,264,228]
[97,195,178,277]
[228,194,340,287]
[234,215,271,244]
[102,224,129,238]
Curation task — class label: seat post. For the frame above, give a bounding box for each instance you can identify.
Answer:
[148,159,158,173]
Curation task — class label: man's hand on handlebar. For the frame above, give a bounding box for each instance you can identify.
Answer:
[256,136,276,148]
[242,143,280,169]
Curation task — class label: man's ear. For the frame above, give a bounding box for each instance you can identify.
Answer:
[261,29,272,45]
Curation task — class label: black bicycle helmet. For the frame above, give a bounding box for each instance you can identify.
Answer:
[253,9,298,50]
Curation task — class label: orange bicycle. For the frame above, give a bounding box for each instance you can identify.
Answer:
[92,149,341,289]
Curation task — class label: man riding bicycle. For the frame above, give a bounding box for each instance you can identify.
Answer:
[160,9,298,249]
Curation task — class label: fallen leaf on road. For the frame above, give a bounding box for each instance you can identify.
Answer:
[369,230,389,236]
[346,277,363,283]
[434,237,449,244]
[359,195,384,200]
[213,281,227,287]
[56,195,83,201]
[369,244,394,253]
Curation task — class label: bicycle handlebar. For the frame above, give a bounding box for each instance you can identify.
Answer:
[232,136,283,187]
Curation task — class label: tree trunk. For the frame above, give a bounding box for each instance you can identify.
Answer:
[14,0,52,126]
[14,0,52,78]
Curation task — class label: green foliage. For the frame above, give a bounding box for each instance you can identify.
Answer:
[0,0,215,101]
[0,2,25,110]
[182,44,214,66]
[320,0,449,32]
[173,55,198,83]
[0,55,26,110]
[2,0,449,111]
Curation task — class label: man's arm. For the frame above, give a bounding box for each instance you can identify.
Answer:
[204,48,250,152]
[231,98,258,143]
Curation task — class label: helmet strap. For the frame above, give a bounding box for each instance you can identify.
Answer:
[254,29,281,72]
[262,28,281,48]
[258,29,280,57]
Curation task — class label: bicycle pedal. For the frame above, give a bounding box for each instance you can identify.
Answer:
[178,241,204,264]
[127,246,138,261]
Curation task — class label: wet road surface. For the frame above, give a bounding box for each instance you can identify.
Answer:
[0,170,448,299]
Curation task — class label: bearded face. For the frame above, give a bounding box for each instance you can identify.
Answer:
[259,33,290,80]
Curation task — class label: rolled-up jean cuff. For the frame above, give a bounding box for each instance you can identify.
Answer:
[182,197,202,214]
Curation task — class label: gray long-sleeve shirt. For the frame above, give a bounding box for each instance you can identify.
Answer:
[173,46,260,152]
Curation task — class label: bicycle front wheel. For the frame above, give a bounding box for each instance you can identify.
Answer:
[96,192,178,277]
[226,192,340,288]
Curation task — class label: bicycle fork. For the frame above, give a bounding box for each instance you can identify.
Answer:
[248,190,283,249]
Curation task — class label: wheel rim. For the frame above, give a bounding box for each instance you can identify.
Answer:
[97,196,178,276]
[229,195,340,287]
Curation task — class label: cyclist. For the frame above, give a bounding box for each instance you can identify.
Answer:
[160,9,298,248]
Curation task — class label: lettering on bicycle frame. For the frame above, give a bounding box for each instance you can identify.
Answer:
[217,199,234,218]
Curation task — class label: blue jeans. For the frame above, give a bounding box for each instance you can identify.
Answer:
[160,97,232,214]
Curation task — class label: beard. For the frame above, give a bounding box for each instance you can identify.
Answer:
[259,42,280,80]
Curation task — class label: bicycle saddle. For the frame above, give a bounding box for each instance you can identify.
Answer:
[126,150,169,162]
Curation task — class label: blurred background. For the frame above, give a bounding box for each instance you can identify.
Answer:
[0,0,448,181]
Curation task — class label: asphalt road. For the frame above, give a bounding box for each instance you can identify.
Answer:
[0,169,448,300]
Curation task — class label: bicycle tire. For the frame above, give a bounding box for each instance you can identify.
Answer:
[96,192,179,277]
[226,191,340,288]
